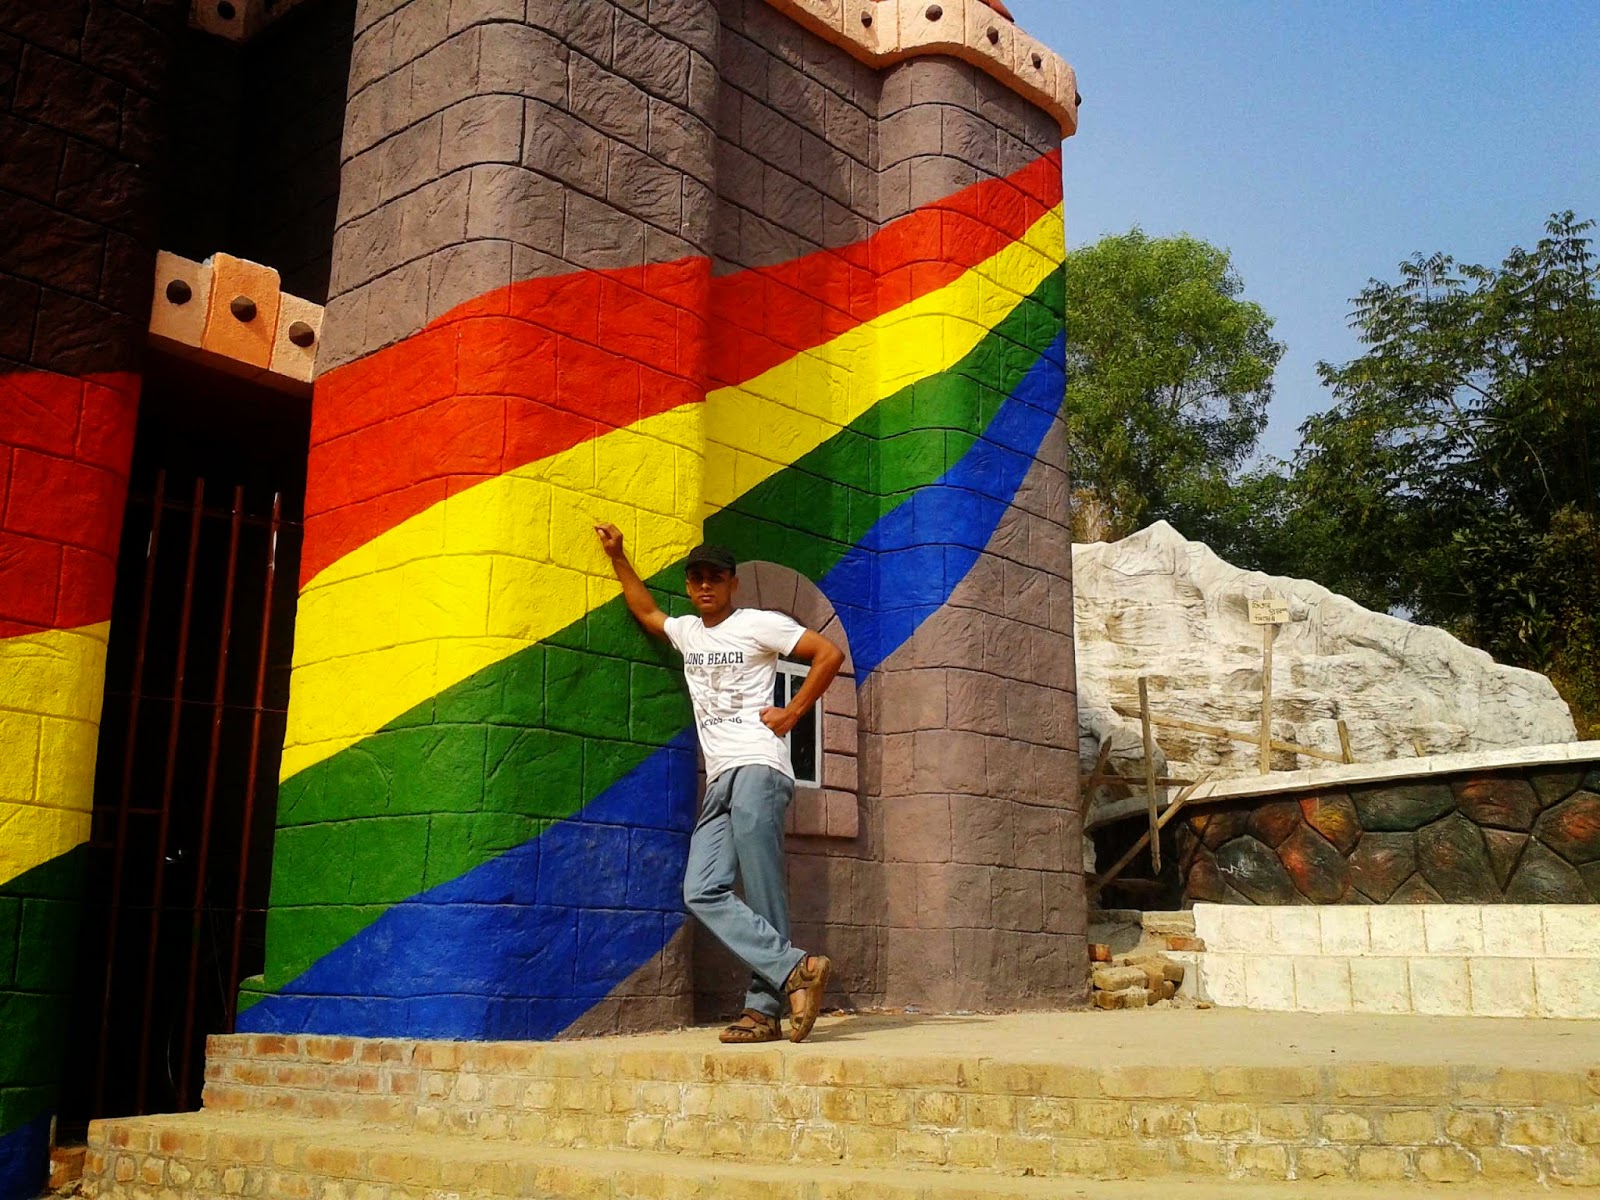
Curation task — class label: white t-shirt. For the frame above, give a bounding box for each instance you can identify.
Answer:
[662,607,807,783]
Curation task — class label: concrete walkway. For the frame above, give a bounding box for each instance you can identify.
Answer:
[608,1007,1600,1071]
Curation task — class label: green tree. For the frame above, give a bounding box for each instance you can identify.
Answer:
[1064,229,1285,540]
[1276,213,1600,731]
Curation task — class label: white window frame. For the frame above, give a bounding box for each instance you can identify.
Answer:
[775,656,822,787]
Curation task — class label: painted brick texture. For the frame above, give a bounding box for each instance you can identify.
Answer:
[0,2,175,1193]
[246,0,1076,1045]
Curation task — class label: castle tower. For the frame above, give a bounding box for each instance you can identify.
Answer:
[240,0,1082,1039]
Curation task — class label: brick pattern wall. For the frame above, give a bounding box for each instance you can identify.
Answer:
[243,0,727,1040]
[0,1,175,1193]
[700,4,1081,1019]
[711,0,877,271]
[863,440,1081,1013]
[245,0,1075,1042]
[320,0,721,370]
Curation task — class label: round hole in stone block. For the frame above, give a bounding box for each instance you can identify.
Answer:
[230,295,257,322]
[1075,91,1084,106]
[287,320,317,348]
[1032,51,1043,68]
[926,4,942,20]
[216,0,236,19]
[165,279,192,306]
[987,26,1000,44]
[860,10,872,26]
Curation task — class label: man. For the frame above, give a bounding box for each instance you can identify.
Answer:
[595,525,845,1043]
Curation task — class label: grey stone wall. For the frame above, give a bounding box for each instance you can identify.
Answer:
[1,0,178,377]
[321,0,722,369]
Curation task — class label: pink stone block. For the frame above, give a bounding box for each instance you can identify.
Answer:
[791,788,827,836]
[884,794,953,864]
[822,676,858,718]
[823,711,858,754]
[878,671,948,733]
[824,789,859,838]
[910,729,987,795]
[823,751,858,791]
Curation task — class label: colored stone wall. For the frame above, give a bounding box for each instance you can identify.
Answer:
[240,0,1075,1041]
[1179,763,1600,906]
[0,2,173,1193]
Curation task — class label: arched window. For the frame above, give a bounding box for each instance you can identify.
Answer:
[736,561,860,839]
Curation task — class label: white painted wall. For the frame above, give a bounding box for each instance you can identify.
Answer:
[1186,903,1600,1019]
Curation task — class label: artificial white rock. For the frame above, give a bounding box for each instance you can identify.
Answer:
[1074,521,1576,830]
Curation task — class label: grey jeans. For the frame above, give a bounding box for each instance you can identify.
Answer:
[683,763,806,1018]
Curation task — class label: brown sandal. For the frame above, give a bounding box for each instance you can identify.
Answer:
[784,954,831,1043]
[719,1009,782,1044]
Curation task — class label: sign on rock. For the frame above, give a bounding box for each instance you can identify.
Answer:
[1249,595,1289,625]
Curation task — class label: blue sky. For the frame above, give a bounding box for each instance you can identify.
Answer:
[1010,0,1600,462]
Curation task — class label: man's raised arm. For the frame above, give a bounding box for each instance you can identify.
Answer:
[595,523,669,638]
[760,629,844,738]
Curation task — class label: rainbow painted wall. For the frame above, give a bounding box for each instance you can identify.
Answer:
[0,374,139,1177]
[240,147,1069,1037]
[0,11,1081,1189]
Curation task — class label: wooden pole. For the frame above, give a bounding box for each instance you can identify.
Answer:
[1080,738,1114,795]
[1107,709,1350,765]
[1088,775,1210,897]
[1138,677,1160,873]
[1337,719,1353,764]
[1259,623,1274,775]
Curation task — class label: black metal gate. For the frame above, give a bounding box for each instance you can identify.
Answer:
[62,364,307,1128]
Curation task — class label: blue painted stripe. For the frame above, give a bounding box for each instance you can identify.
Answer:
[0,1115,49,1200]
[239,732,699,1040]
[822,332,1066,675]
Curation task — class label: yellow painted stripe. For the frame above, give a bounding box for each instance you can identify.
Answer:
[702,205,1065,515]
[280,205,1065,779]
[0,621,109,888]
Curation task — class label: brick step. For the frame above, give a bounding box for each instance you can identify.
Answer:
[84,1112,1553,1199]
[192,1013,1600,1187]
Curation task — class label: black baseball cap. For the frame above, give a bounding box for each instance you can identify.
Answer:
[685,543,737,573]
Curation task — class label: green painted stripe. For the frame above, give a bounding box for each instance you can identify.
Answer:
[706,269,1064,574]
[0,846,85,1138]
[256,270,1064,993]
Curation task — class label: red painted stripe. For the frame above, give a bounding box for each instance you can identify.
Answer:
[301,259,708,583]
[299,152,1061,585]
[706,150,1060,386]
[0,369,139,640]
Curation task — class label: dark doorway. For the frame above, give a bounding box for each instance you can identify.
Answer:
[60,354,308,1131]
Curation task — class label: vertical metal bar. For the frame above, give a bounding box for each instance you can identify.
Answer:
[226,492,282,1030]
[1138,677,1160,874]
[93,470,166,1116]
[176,485,243,1107]
[135,475,206,1113]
